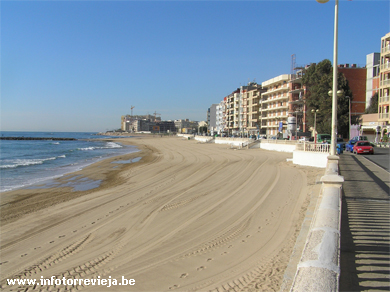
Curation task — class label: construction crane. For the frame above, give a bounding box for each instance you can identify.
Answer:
[131,105,135,118]
[153,111,161,122]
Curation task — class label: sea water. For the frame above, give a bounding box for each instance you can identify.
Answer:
[0,131,138,192]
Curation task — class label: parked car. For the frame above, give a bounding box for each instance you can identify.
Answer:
[345,140,357,152]
[353,141,374,155]
[352,136,368,141]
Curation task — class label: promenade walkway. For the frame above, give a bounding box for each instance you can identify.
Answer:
[339,152,390,291]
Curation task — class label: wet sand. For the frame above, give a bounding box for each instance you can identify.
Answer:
[0,136,323,291]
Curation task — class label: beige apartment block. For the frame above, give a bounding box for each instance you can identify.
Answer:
[244,83,267,135]
[379,32,390,137]
[225,89,239,135]
[261,74,291,137]
[289,69,307,133]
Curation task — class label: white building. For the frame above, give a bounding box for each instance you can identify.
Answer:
[366,52,380,108]
[216,100,226,135]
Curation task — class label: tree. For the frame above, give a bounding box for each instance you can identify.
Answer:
[364,92,378,114]
[302,59,352,138]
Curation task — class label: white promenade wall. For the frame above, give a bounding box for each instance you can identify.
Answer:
[215,137,251,147]
[260,142,296,152]
[290,156,344,292]
[259,141,329,168]
[194,136,213,143]
[292,151,329,168]
[177,134,194,140]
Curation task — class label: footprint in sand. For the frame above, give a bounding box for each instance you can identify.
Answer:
[221,252,228,255]
[0,261,8,265]
[197,266,206,271]
[34,247,41,250]
[169,284,180,289]
[180,273,188,278]
[59,235,65,238]
[228,245,233,249]
[73,230,77,233]
[21,254,27,257]
[207,258,213,262]
[49,241,55,244]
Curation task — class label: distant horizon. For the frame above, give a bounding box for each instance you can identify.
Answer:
[2,1,389,132]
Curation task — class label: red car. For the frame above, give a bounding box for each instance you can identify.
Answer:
[353,141,374,155]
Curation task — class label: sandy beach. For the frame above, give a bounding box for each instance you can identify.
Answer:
[0,136,323,291]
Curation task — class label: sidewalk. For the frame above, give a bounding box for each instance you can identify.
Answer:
[339,153,390,291]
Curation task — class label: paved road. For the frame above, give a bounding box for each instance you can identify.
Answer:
[339,151,390,291]
[366,147,389,172]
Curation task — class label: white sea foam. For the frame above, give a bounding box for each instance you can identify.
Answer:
[105,142,122,148]
[1,156,59,169]
[78,142,122,151]
[78,147,96,151]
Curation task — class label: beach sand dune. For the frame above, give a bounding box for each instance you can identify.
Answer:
[0,137,322,291]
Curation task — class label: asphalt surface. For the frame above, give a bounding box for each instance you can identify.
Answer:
[339,150,390,291]
[365,147,390,172]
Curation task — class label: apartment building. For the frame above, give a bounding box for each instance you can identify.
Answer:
[366,53,380,108]
[338,64,367,116]
[241,82,266,136]
[289,69,307,134]
[175,119,198,134]
[225,89,240,136]
[216,100,226,135]
[207,104,218,134]
[121,114,161,132]
[261,74,291,137]
[379,32,390,137]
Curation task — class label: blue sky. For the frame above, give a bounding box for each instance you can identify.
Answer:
[2,0,389,132]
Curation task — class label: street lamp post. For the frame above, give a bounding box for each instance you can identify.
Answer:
[296,114,298,140]
[317,0,339,156]
[311,109,319,143]
[346,96,351,140]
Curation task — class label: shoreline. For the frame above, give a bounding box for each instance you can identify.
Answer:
[0,136,323,291]
[0,138,155,225]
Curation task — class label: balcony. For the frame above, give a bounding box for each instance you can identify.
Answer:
[382,45,390,56]
[289,88,304,94]
[289,99,304,105]
[381,62,390,72]
[262,104,288,111]
[261,84,289,96]
[380,79,390,87]
[380,95,390,103]
[379,112,389,120]
[262,94,288,104]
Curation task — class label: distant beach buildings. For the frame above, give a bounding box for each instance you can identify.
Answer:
[118,32,390,141]
[207,32,390,142]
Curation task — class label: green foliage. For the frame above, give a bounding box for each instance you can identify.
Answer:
[364,93,378,114]
[302,59,352,138]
